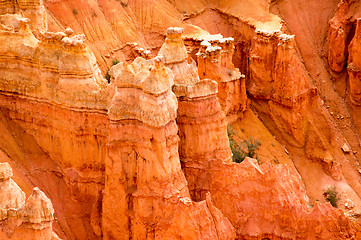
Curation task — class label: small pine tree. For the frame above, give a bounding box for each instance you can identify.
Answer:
[323,185,341,208]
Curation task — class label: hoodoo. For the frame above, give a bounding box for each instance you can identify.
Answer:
[1,0,361,239]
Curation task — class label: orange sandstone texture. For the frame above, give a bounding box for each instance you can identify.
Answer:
[158,27,356,239]
[348,19,361,104]
[0,163,59,240]
[158,28,232,189]
[196,34,249,119]
[0,0,361,239]
[328,0,361,104]
[102,55,235,239]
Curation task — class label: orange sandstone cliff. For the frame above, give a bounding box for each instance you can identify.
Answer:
[1,0,361,239]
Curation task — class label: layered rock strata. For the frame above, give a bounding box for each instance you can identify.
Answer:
[158,28,233,200]
[196,34,249,120]
[328,0,353,73]
[102,56,235,239]
[0,162,58,240]
[248,29,347,180]
[0,0,359,238]
[0,11,109,240]
[0,0,47,33]
[0,9,235,239]
[328,0,361,104]
[157,27,356,239]
[206,157,355,239]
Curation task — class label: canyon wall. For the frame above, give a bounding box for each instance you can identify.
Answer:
[1,0,361,239]
[157,27,357,239]
[103,55,234,239]
[0,4,235,239]
[183,2,361,212]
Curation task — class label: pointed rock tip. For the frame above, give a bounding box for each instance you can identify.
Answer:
[0,162,13,180]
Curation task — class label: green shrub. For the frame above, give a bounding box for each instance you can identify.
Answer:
[227,126,261,163]
[323,185,341,208]
[105,59,120,83]
[105,70,111,83]
[72,8,78,15]
[112,58,120,66]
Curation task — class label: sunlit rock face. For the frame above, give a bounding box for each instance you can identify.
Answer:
[196,34,249,119]
[0,0,361,239]
[102,55,235,240]
[0,163,58,240]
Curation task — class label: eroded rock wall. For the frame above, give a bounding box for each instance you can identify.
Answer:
[103,56,235,240]
[156,27,356,239]
[0,0,360,239]
[196,35,249,120]
[0,162,58,240]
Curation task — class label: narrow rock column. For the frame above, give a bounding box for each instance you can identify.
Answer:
[0,163,56,240]
[0,162,26,221]
[348,19,361,104]
[196,36,249,119]
[102,56,234,239]
[15,187,55,240]
[158,28,232,201]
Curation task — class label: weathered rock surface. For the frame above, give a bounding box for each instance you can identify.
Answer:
[158,27,232,179]
[0,0,47,33]
[103,55,235,239]
[328,0,356,73]
[348,19,361,104]
[1,0,361,239]
[203,158,355,239]
[157,27,356,239]
[328,0,361,104]
[0,163,58,240]
[42,0,207,71]
[196,34,249,120]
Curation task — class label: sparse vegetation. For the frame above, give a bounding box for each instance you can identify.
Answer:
[105,70,111,83]
[227,126,261,163]
[323,185,341,208]
[120,1,128,7]
[105,58,120,83]
[72,8,78,15]
[112,58,120,66]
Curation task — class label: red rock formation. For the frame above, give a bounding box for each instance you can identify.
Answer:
[205,157,355,239]
[0,6,234,238]
[157,26,356,239]
[328,0,361,103]
[348,19,361,104]
[0,10,109,240]
[0,0,47,32]
[42,0,207,71]
[1,0,361,239]
[0,163,59,240]
[196,34,249,120]
[328,0,355,73]
[158,28,232,199]
[102,55,235,239]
